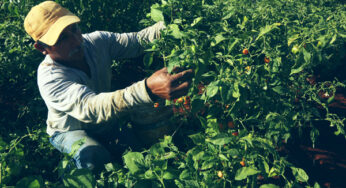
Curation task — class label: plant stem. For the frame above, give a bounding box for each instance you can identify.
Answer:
[153,170,166,188]
[0,162,2,185]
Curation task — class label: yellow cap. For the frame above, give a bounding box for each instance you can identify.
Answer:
[24,1,80,46]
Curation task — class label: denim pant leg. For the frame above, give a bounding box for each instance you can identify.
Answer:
[49,130,111,172]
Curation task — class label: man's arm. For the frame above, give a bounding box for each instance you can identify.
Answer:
[95,21,165,59]
[38,68,153,124]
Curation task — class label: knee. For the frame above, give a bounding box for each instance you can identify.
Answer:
[74,145,111,173]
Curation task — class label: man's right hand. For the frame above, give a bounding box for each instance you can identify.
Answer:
[146,67,193,100]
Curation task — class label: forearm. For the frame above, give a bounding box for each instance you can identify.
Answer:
[137,21,166,44]
[72,80,153,124]
[104,21,166,59]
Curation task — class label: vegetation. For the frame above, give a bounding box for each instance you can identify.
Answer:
[1,0,345,187]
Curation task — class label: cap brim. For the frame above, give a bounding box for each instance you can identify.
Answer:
[39,15,80,46]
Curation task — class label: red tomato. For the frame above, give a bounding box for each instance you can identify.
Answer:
[242,48,249,55]
[264,57,270,63]
[177,97,184,103]
[227,121,235,129]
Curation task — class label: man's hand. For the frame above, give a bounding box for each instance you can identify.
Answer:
[146,67,193,100]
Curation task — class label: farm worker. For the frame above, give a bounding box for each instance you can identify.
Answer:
[24,1,193,172]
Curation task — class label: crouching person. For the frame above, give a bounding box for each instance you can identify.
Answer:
[24,1,192,173]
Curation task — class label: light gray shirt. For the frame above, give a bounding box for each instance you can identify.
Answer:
[37,22,165,136]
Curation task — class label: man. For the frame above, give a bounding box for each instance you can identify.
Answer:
[24,1,192,172]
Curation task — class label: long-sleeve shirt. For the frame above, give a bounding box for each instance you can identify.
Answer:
[37,22,165,136]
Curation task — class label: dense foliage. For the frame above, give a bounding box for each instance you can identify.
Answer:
[1,0,345,187]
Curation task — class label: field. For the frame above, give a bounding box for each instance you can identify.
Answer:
[0,0,345,187]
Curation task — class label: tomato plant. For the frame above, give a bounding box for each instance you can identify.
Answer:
[1,0,345,187]
[138,0,345,187]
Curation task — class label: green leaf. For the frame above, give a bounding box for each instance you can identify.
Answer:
[260,184,280,188]
[150,143,165,156]
[16,176,43,188]
[169,24,185,39]
[163,168,178,180]
[288,34,300,46]
[303,48,311,64]
[261,160,270,174]
[290,66,304,75]
[201,160,215,170]
[219,154,229,161]
[143,53,154,68]
[69,138,86,157]
[58,158,70,177]
[179,169,190,180]
[63,169,96,188]
[167,56,180,73]
[291,167,309,182]
[232,82,240,98]
[327,95,335,104]
[329,34,337,44]
[151,6,164,22]
[235,167,260,180]
[105,163,115,172]
[123,152,145,174]
[314,182,321,188]
[191,17,203,27]
[228,38,239,53]
[338,32,346,38]
[153,160,168,171]
[211,34,226,46]
[206,134,232,145]
[189,133,205,145]
[272,86,285,95]
[228,149,240,158]
[256,24,279,41]
[207,118,219,130]
[144,169,156,179]
[206,82,219,98]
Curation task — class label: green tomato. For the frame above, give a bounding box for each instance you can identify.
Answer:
[317,41,323,48]
[291,46,299,54]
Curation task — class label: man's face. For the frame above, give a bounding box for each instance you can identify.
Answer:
[45,24,84,64]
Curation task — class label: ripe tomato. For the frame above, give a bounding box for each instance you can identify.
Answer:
[242,48,249,55]
[225,104,230,109]
[154,102,159,108]
[177,97,184,103]
[219,123,224,130]
[183,96,190,105]
[232,132,239,136]
[240,160,245,167]
[217,171,223,178]
[264,57,270,63]
[227,121,235,129]
[198,83,205,95]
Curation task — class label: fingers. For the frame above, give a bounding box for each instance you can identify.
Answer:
[169,69,193,99]
[171,81,190,99]
[170,69,194,82]
[147,66,193,100]
[171,66,185,73]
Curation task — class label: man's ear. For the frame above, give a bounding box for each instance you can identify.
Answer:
[34,42,48,55]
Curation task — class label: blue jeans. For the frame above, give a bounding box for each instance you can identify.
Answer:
[49,125,140,172]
